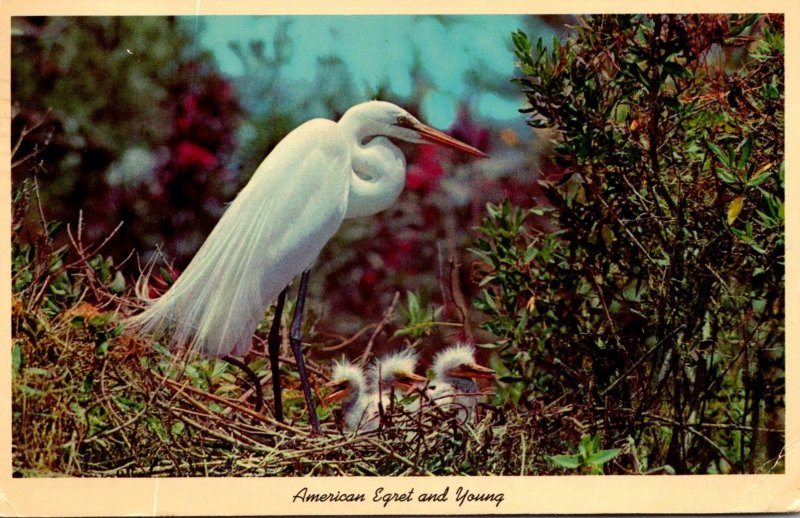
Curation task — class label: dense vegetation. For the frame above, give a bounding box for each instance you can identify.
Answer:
[12,14,783,476]
[483,14,784,473]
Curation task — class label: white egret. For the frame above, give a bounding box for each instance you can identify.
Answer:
[427,343,495,424]
[126,101,487,432]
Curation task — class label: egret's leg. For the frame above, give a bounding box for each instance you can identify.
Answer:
[267,288,288,422]
[290,270,322,434]
[222,355,264,412]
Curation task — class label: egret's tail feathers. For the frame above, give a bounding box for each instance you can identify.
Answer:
[131,253,160,304]
[124,250,267,359]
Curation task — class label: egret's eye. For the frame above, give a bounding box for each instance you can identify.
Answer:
[394,115,414,128]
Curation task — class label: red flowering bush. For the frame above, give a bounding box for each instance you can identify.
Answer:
[11,18,243,267]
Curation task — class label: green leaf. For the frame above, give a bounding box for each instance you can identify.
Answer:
[93,255,112,284]
[761,83,780,100]
[737,136,752,171]
[16,385,43,397]
[146,415,170,443]
[115,395,143,412]
[549,454,581,469]
[24,367,51,377]
[46,221,64,240]
[171,420,186,437]
[108,270,126,294]
[88,312,114,329]
[70,315,86,328]
[587,448,622,466]
[96,340,110,357]
[159,267,174,286]
[14,270,33,292]
[707,142,729,167]
[715,167,737,185]
[747,172,772,187]
[12,342,22,378]
[82,373,94,393]
[108,324,124,339]
[662,60,689,79]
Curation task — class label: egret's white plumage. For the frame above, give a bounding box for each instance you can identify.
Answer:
[427,343,495,424]
[125,101,486,359]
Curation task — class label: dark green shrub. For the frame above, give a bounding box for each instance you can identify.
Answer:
[473,14,784,474]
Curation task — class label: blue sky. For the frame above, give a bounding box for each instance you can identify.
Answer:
[197,15,538,127]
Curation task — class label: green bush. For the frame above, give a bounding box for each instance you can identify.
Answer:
[473,14,784,474]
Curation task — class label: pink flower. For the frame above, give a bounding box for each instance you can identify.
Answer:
[406,144,444,192]
[174,141,217,169]
[383,238,416,270]
[176,95,198,130]
[361,269,379,287]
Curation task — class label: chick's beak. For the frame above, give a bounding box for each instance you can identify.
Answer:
[450,363,496,380]
[392,371,428,393]
[322,380,350,404]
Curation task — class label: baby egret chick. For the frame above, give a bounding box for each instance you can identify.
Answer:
[427,343,495,424]
[367,350,427,429]
[322,360,371,432]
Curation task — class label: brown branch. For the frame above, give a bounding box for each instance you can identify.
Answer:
[320,323,376,352]
[358,291,400,367]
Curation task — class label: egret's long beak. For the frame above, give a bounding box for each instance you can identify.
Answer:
[450,363,496,380]
[322,379,350,404]
[403,120,488,158]
[392,371,428,393]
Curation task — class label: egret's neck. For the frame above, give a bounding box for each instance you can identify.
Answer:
[342,383,364,417]
[339,116,407,219]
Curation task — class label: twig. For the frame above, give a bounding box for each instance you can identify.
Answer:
[321,324,376,352]
[364,437,434,475]
[65,211,125,268]
[449,254,474,343]
[11,108,52,168]
[155,372,311,437]
[358,291,400,367]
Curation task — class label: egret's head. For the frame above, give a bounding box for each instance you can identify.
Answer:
[323,360,367,405]
[431,343,495,385]
[341,101,487,158]
[371,350,427,393]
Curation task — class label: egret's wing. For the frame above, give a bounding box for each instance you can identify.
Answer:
[127,119,350,358]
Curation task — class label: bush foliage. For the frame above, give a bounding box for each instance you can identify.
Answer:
[472,14,783,473]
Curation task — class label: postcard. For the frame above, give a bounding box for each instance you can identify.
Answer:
[3,0,796,515]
